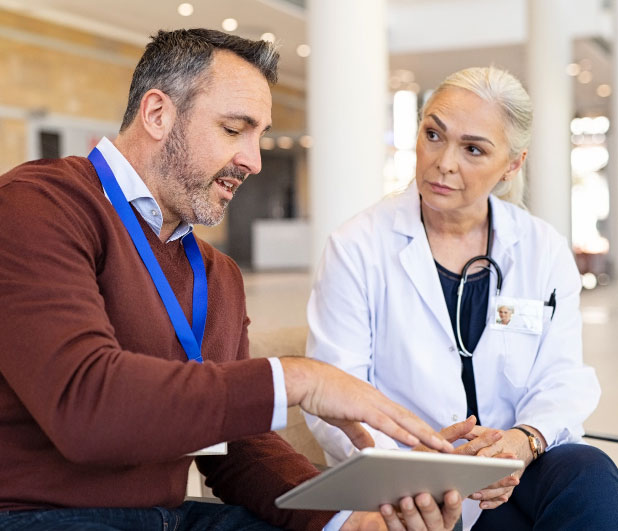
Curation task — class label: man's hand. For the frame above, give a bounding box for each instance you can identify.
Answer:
[280,357,453,453]
[341,491,462,530]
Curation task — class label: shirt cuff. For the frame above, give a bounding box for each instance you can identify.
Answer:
[267,357,287,431]
[324,511,352,530]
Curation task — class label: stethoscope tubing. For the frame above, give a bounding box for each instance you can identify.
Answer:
[456,255,503,357]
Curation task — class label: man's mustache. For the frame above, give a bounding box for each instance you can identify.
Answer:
[212,167,246,184]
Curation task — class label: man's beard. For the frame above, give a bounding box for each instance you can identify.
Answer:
[158,120,245,227]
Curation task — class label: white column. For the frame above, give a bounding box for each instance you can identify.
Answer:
[526,0,574,240]
[608,2,618,274]
[307,0,388,269]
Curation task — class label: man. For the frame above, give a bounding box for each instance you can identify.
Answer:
[0,29,460,530]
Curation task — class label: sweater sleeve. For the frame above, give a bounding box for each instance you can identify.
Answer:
[0,177,275,466]
[197,433,335,531]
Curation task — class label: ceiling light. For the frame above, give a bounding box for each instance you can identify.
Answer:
[276,136,294,149]
[178,3,193,17]
[565,63,581,76]
[177,3,193,16]
[581,273,597,290]
[597,84,612,98]
[177,3,194,16]
[296,44,311,58]
[261,32,276,43]
[577,71,593,84]
[260,137,275,150]
[222,18,238,31]
[299,135,313,148]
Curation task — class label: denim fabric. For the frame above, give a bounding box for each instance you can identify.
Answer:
[472,443,618,530]
[0,501,282,531]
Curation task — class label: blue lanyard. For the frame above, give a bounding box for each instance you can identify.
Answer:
[88,147,207,363]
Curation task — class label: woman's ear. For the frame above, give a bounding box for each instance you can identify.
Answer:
[503,150,528,181]
[139,89,176,142]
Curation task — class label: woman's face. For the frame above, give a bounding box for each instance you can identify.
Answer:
[498,307,512,323]
[416,87,525,216]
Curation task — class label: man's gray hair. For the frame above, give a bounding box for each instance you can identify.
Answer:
[120,28,279,131]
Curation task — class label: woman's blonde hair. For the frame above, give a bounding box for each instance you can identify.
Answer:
[421,66,533,207]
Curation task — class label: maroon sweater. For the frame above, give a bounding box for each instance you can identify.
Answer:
[0,157,333,530]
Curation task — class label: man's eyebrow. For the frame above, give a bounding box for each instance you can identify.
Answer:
[222,113,272,133]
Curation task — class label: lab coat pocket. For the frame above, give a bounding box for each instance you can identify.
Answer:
[501,331,540,388]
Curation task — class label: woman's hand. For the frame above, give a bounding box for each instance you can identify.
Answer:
[414,415,503,456]
[467,427,535,509]
[341,490,462,531]
[468,467,521,510]
[416,419,530,511]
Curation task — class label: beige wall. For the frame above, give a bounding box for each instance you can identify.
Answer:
[0,9,139,175]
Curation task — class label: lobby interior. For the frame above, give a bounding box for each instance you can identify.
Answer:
[0,0,616,496]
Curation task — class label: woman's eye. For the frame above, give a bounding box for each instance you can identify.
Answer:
[467,145,483,155]
[426,129,439,141]
[224,127,239,136]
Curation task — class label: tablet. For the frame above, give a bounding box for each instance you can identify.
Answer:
[275,448,523,511]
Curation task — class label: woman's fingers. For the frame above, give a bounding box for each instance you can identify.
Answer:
[454,430,502,456]
[439,416,477,443]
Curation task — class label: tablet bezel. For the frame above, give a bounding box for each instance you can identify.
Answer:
[275,447,523,511]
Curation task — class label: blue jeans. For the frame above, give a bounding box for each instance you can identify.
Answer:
[472,444,618,530]
[0,501,282,531]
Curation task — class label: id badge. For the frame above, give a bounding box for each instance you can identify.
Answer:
[490,296,543,335]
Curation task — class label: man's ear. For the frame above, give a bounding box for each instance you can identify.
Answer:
[139,89,176,141]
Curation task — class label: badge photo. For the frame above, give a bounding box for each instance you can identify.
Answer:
[490,296,544,334]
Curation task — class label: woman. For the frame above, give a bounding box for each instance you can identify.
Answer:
[305,67,618,530]
[496,305,513,325]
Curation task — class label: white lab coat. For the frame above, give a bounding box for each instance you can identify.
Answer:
[305,180,600,529]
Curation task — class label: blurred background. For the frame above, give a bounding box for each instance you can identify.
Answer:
[0,0,616,461]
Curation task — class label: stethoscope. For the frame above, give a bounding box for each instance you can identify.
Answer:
[454,203,503,357]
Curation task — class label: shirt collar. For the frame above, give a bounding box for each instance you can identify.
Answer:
[95,137,192,242]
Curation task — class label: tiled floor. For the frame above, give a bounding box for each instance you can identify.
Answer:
[243,270,618,464]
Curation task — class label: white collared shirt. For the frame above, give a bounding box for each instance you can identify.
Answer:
[96,137,191,242]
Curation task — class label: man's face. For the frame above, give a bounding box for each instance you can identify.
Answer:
[157,50,272,226]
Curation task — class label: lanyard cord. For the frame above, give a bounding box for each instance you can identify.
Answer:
[88,147,207,363]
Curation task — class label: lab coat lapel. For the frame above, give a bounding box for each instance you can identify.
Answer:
[393,182,456,342]
[488,195,519,289]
